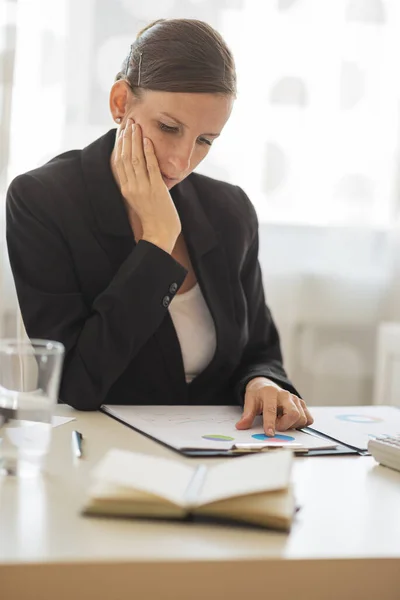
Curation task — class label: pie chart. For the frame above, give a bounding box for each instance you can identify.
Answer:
[202,434,235,442]
[252,433,295,442]
[336,414,383,424]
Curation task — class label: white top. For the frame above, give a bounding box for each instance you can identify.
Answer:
[168,283,217,383]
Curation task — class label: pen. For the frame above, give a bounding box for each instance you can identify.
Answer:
[181,442,308,456]
[72,430,84,459]
[231,441,305,453]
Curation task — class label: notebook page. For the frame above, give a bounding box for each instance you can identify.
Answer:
[91,449,194,507]
[197,450,293,507]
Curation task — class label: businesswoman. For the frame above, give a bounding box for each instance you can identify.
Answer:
[6,18,313,435]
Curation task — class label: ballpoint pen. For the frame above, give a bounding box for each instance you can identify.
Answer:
[230,441,305,452]
[72,430,84,459]
[181,441,307,456]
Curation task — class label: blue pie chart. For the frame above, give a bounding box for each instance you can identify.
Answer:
[336,414,383,424]
[252,433,295,442]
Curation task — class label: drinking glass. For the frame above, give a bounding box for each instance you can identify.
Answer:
[0,339,65,476]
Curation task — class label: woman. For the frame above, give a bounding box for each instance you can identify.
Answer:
[6,18,313,435]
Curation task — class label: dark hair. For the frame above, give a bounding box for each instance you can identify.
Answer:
[115,19,236,97]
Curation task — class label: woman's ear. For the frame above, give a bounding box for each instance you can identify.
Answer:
[109,80,131,124]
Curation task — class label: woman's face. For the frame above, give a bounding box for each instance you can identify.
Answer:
[114,87,233,189]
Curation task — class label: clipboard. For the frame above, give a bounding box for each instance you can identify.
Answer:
[100,405,360,458]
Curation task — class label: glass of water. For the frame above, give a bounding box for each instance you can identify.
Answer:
[0,339,65,477]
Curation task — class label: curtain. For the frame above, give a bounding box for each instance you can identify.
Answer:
[1,0,400,405]
[0,0,18,337]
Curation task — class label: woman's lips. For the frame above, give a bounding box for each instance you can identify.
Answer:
[161,172,178,181]
[161,173,179,186]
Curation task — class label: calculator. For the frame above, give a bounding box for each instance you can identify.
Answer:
[368,434,400,473]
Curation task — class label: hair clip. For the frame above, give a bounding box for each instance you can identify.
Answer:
[137,51,143,86]
[125,44,134,77]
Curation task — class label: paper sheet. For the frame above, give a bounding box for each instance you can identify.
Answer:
[102,405,337,451]
[308,405,400,451]
[52,416,76,428]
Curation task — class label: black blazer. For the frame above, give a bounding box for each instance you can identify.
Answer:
[6,129,299,410]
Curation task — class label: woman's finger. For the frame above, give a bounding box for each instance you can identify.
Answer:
[130,123,148,182]
[235,395,261,430]
[121,119,136,182]
[114,124,129,187]
[290,395,308,429]
[275,391,301,430]
[143,137,163,184]
[260,388,279,436]
[299,397,314,426]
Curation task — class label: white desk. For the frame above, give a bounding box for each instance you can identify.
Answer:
[1,406,400,600]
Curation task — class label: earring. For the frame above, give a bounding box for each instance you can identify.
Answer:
[115,117,122,124]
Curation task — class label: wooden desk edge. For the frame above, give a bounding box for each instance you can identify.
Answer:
[2,557,400,600]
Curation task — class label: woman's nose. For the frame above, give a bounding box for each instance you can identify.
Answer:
[167,141,195,175]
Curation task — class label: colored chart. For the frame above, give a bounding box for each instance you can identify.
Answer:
[336,414,383,424]
[252,433,295,442]
[202,434,235,442]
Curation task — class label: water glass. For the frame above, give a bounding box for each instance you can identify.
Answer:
[0,339,65,476]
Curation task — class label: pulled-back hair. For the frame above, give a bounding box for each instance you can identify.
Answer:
[115,18,236,97]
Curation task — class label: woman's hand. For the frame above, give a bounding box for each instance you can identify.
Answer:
[235,377,313,436]
[113,118,181,254]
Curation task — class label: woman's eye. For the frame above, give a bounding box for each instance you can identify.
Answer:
[159,123,212,147]
[159,122,179,133]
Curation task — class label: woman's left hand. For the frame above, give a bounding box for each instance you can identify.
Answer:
[235,377,313,436]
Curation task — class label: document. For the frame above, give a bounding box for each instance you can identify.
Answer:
[101,405,337,452]
[52,416,75,428]
[308,405,400,451]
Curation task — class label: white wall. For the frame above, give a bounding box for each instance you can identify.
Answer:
[259,223,393,405]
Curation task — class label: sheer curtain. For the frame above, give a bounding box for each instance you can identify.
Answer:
[0,0,17,337]
[1,0,400,405]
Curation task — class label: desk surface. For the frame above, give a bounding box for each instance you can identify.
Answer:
[1,406,400,600]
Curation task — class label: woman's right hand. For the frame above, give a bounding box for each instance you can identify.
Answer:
[114,117,182,254]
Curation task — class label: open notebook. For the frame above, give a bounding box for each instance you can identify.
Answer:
[83,448,295,531]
